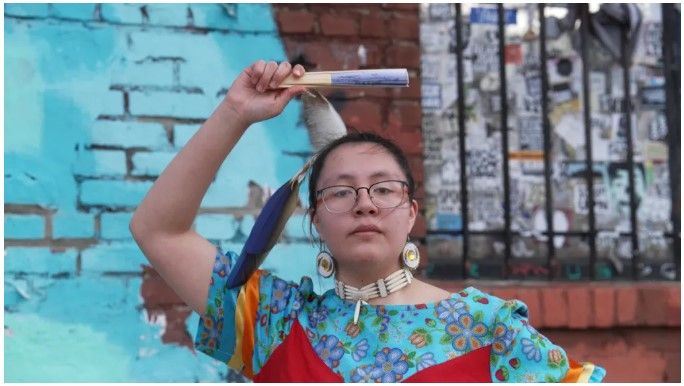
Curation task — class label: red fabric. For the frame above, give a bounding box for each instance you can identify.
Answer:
[403,345,492,383]
[254,320,492,382]
[254,320,344,382]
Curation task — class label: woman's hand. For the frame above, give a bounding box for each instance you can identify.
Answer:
[222,60,307,128]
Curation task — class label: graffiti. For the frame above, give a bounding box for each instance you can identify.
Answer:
[518,116,543,150]
[510,262,549,277]
[467,148,499,178]
[573,183,610,215]
[564,264,583,280]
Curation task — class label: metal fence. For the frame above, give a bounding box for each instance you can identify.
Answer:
[422,4,680,281]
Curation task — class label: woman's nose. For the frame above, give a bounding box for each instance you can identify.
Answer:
[353,188,377,215]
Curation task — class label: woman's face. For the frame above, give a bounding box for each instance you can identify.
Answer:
[311,142,418,269]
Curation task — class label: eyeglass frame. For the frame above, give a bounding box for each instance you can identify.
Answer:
[315,179,410,213]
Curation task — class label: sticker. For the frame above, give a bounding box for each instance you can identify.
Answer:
[469,7,517,25]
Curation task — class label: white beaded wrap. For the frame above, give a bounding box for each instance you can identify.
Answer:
[334,268,414,324]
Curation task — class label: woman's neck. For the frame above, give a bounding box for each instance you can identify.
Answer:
[335,262,403,289]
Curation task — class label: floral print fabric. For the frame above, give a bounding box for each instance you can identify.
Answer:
[195,251,605,382]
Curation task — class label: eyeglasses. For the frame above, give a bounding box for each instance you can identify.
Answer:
[316,180,409,213]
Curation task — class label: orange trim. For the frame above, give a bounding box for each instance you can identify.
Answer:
[562,358,584,382]
[240,270,262,379]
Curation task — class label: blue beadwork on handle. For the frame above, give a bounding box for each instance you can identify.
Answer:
[331,69,408,86]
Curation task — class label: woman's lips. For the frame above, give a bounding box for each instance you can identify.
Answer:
[350,225,381,235]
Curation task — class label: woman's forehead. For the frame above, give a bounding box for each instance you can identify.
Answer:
[318,142,403,185]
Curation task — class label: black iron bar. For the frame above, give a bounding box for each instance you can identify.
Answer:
[497,4,512,279]
[579,4,597,280]
[620,23,640,280]
[455,4,470,279]
[538,4,556,280]
[661,3,681,280]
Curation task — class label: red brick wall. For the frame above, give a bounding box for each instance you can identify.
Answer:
[273,4,681,383]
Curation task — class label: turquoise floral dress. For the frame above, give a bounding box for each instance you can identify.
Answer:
[195,250,606,382]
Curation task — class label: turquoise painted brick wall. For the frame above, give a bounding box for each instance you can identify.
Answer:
[5,3,329,382]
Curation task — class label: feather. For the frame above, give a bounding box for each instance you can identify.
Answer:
[301,89,348,151]
[226,89,347,288]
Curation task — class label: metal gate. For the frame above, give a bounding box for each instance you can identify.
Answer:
[420,4,680,281]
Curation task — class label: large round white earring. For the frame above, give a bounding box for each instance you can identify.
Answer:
[316,251,335,278]
[402,239,420,270]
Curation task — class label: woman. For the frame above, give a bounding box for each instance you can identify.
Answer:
[130,61,605,382]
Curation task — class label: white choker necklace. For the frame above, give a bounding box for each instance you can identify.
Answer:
[334,268,414,324]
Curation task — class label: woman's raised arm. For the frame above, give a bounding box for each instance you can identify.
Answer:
[129,61,306,314]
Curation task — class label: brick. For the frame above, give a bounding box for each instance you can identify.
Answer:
[566,286,591,329]
[593,287,615,328]
[144,4,189,27]
[386,44,420,69]
[382,4,419,12]
[641,286,668,326]
[516,288,542,326]
[73,149,127,177]
[241,215,256,236]
[141,265,184,306]
[80,180,153,207]
[99,90,125,116]
[389,131,423,156]
[410,213,427,238]
[489,288,518,302]
[285,214,312,240]
[4,4,50,18]
[189,4,276,32]
[4,173,56,207]
[101,212,134,240]
[131,151,177,176]
[51,4,96,20]
[200,182,246,208]
[392,14,419,39]
[391,73,421,99]
[388,101,422,129]
[276,10,315,33]
[262,242,323,286]
[53,211,95,239]
[5,214,45,240]
[89,121,169,149]
[195,214,237,240]
[173,124,200,148]
[101,4,145,24]
[666,285,680,327]
[5,247,77,274]
[407,154,425,182]
[340,100,383,132]
[81,242,147,272]
[320,13,358,36]
[282,39,363,70]
[616,286,638,326]
[128,31,190,58]
[359,15,387,38]
[541,287,567,328]
[129,91,214,119]
[111,59,175,87]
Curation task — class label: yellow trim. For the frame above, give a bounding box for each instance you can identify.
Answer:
[577,362,596,383]
[227,287,247,371]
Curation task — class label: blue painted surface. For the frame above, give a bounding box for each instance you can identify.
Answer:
[5,3,322,382]
[5,215,45,239]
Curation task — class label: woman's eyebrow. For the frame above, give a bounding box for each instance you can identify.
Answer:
[326,171,395,185]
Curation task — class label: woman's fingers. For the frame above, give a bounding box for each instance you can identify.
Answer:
[248,60,266,85]
[270,62,292,88]
[292,64,305,78]
[256,61,278,92]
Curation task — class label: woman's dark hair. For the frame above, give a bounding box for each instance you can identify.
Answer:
[307,132,416,217]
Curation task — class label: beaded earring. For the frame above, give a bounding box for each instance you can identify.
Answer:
[401,238,420,270]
